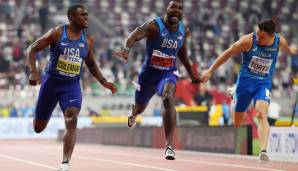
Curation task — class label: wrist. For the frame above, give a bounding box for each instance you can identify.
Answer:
[30,69,38,73]
[99,78,107,84]
[123,46,130,52]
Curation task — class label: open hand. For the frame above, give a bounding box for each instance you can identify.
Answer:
[200,70,213,83]
[113,50,129,63]
[101,81,117,94]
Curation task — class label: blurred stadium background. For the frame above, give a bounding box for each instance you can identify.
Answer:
[0,0,297,163]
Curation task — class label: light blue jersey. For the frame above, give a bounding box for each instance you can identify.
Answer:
[141,17,185,72]
[239,32,280,80]
[45,24,88,82]
[235,32,280,112]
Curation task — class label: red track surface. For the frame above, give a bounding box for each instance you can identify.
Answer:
[0,140,296,171]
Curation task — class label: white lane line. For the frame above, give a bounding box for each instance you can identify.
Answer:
[74,148,287,171]
[76,155,179,171]
[178,159,286,171]
[0,154,56,170]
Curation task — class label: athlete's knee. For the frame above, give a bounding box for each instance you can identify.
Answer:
[33,119,48,133]
[34,125,46,133]
[64,113,78,130]
[163,90,175,105]
[256,107,268,121]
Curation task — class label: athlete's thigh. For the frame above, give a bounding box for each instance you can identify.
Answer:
[156,72,177,97]
[35,76,59,120]
[234,80,254,113]
[253,81,272,105]
[135,72,157,105]
[58,82,82,114]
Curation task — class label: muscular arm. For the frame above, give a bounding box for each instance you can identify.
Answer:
[208,34,252,73]
[85,35,106,83]
[26,27,61,72]
[279,35,297,55]
[177,28,195,79]
[123,20,158,49]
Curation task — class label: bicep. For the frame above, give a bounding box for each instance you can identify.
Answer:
[225,37,249,57]
[177,41,187,59]
[85,36,96,65]
[30,28,59,51]
[129,21,157,41]
[279,35,290,53]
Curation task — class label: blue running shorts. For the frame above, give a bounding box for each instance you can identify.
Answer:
[35,74,82,120]
[135,70,177,105]
[234,76,272,112]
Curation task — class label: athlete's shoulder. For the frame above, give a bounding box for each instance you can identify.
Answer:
[46,25,63,43]
[146,19,159,32]
[237,33,254,52]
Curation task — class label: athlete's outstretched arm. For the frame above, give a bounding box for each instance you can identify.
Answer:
[279,35,298,55]
[26,27,61,85]
[177,29,200,83]
[85,35,117,94]
[200,34,252,83]
[113,20,158,62]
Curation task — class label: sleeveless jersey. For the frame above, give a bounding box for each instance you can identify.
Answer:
[45,24,88,82]
[141,17,185,72]
[239,32,280,80]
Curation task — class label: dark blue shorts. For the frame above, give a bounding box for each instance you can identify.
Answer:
[135,70,177,105]
[35,74,82,120]
[234,76,272,112]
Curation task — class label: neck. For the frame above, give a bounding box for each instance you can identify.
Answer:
[258,35,275,46]
[68,23,81,34]
[163,16,179,32]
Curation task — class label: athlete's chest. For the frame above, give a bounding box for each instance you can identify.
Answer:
[58,39,88,59]
[157,29,184,51]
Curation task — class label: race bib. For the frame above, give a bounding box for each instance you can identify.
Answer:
[56,54,82,75]
[150,49,175,70]
[248,56,273,75]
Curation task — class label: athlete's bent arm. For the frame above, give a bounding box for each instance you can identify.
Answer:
[177,32,199,83]
[200,34,251,82]
[114,20,158,62]
[85,35,117,94]
[279,35,298,55]
[26,27,61,85]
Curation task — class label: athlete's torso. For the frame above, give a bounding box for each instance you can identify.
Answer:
[239,32,280,80]
[141,17,185,72]
[46,24,88,82]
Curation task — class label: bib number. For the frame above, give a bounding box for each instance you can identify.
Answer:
[150,49,175,70]
[248,56,273,75]
[56,55,82,75]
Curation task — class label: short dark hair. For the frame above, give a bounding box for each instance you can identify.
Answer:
[258,19,276,34]
[67,4,85,20]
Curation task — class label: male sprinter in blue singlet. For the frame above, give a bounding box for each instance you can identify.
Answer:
[201,19,297,162]
[26,4,117,171]
[114,0,200,160]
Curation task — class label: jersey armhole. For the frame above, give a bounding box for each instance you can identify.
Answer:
[243,33,255,54]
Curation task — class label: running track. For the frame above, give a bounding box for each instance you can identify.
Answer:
[0,140,296,171]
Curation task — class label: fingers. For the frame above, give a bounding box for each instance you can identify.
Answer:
[113,51,128,63]
[28,79,37,86]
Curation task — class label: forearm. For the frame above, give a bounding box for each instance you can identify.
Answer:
[86,60,106,83]
[123,35,137,49]
[180,57,195,77]
[209,51,232,73]
[27,46,38,72]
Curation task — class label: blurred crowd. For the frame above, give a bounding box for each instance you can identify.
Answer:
[0,0,298,118]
